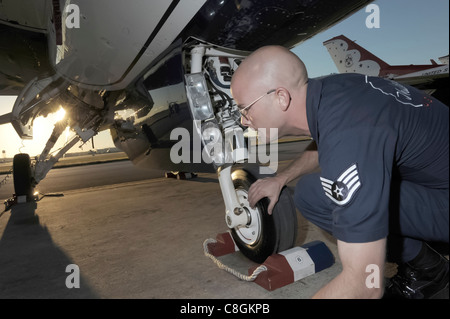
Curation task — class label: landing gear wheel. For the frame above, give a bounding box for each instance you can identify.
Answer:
[13,153,34,199]
[230,167,297,263]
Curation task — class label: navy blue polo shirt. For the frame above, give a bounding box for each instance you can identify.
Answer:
[306,73,449,243]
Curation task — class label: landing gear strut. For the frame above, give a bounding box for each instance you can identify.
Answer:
[184,44,298,263]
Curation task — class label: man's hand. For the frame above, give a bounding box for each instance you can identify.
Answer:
[247,176,285,215]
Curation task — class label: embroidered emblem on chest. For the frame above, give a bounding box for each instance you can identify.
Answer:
[320,164,361,206]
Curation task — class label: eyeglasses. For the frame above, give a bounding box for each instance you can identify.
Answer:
[238,89,276,120]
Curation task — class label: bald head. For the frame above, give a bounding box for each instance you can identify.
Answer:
[231,46,311,138]
[231,46,308,96]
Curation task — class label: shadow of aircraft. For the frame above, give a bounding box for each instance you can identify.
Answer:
[0,202,99,298]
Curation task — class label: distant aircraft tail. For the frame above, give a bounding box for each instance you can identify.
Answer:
[323,35,391,76]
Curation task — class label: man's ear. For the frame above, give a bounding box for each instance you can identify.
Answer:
[276,88,291,111]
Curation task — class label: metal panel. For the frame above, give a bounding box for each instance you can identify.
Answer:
[55,0,206,90]
[0,0,50,31]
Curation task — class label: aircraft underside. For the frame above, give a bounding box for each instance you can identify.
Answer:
[1,0,373,263]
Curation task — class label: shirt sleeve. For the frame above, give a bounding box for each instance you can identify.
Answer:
[318,126,396,243]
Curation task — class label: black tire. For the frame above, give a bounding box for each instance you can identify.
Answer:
[230,166,297,263]
[13,153,33,198]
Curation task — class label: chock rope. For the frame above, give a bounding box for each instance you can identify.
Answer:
[203,238,267,281]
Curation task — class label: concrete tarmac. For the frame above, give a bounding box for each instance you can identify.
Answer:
[0,170,341,299]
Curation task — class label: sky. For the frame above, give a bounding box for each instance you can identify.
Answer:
[291,0,449,78]
[0,0,449,158]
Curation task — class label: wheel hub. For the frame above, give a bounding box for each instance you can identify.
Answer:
[234,189,261,245]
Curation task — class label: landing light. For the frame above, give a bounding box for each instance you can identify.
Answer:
[202,120,226,166]
[185,73,214,121]
[55,106,66,122]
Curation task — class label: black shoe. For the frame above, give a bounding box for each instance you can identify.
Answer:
[384,255,449,299]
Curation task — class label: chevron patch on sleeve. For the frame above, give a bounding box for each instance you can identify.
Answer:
[320,164,361,206]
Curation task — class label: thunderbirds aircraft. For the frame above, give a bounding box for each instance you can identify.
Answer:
[323,35,449,104]
[0,0,373,263]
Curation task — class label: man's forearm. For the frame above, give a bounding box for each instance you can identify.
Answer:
[312,271,383,299]
[277,141,319,186]
[313,239,386,299]
[247,141,319,213]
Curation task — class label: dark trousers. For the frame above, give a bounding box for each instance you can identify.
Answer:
[294,173,449,263]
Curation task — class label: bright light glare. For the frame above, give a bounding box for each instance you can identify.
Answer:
[55,106,66,122]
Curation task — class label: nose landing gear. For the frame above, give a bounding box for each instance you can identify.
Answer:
[230,167,298,264]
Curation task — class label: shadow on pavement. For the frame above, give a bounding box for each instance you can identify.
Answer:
[0,202,99,298]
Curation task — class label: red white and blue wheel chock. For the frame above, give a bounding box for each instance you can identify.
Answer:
[204,232,335,291]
